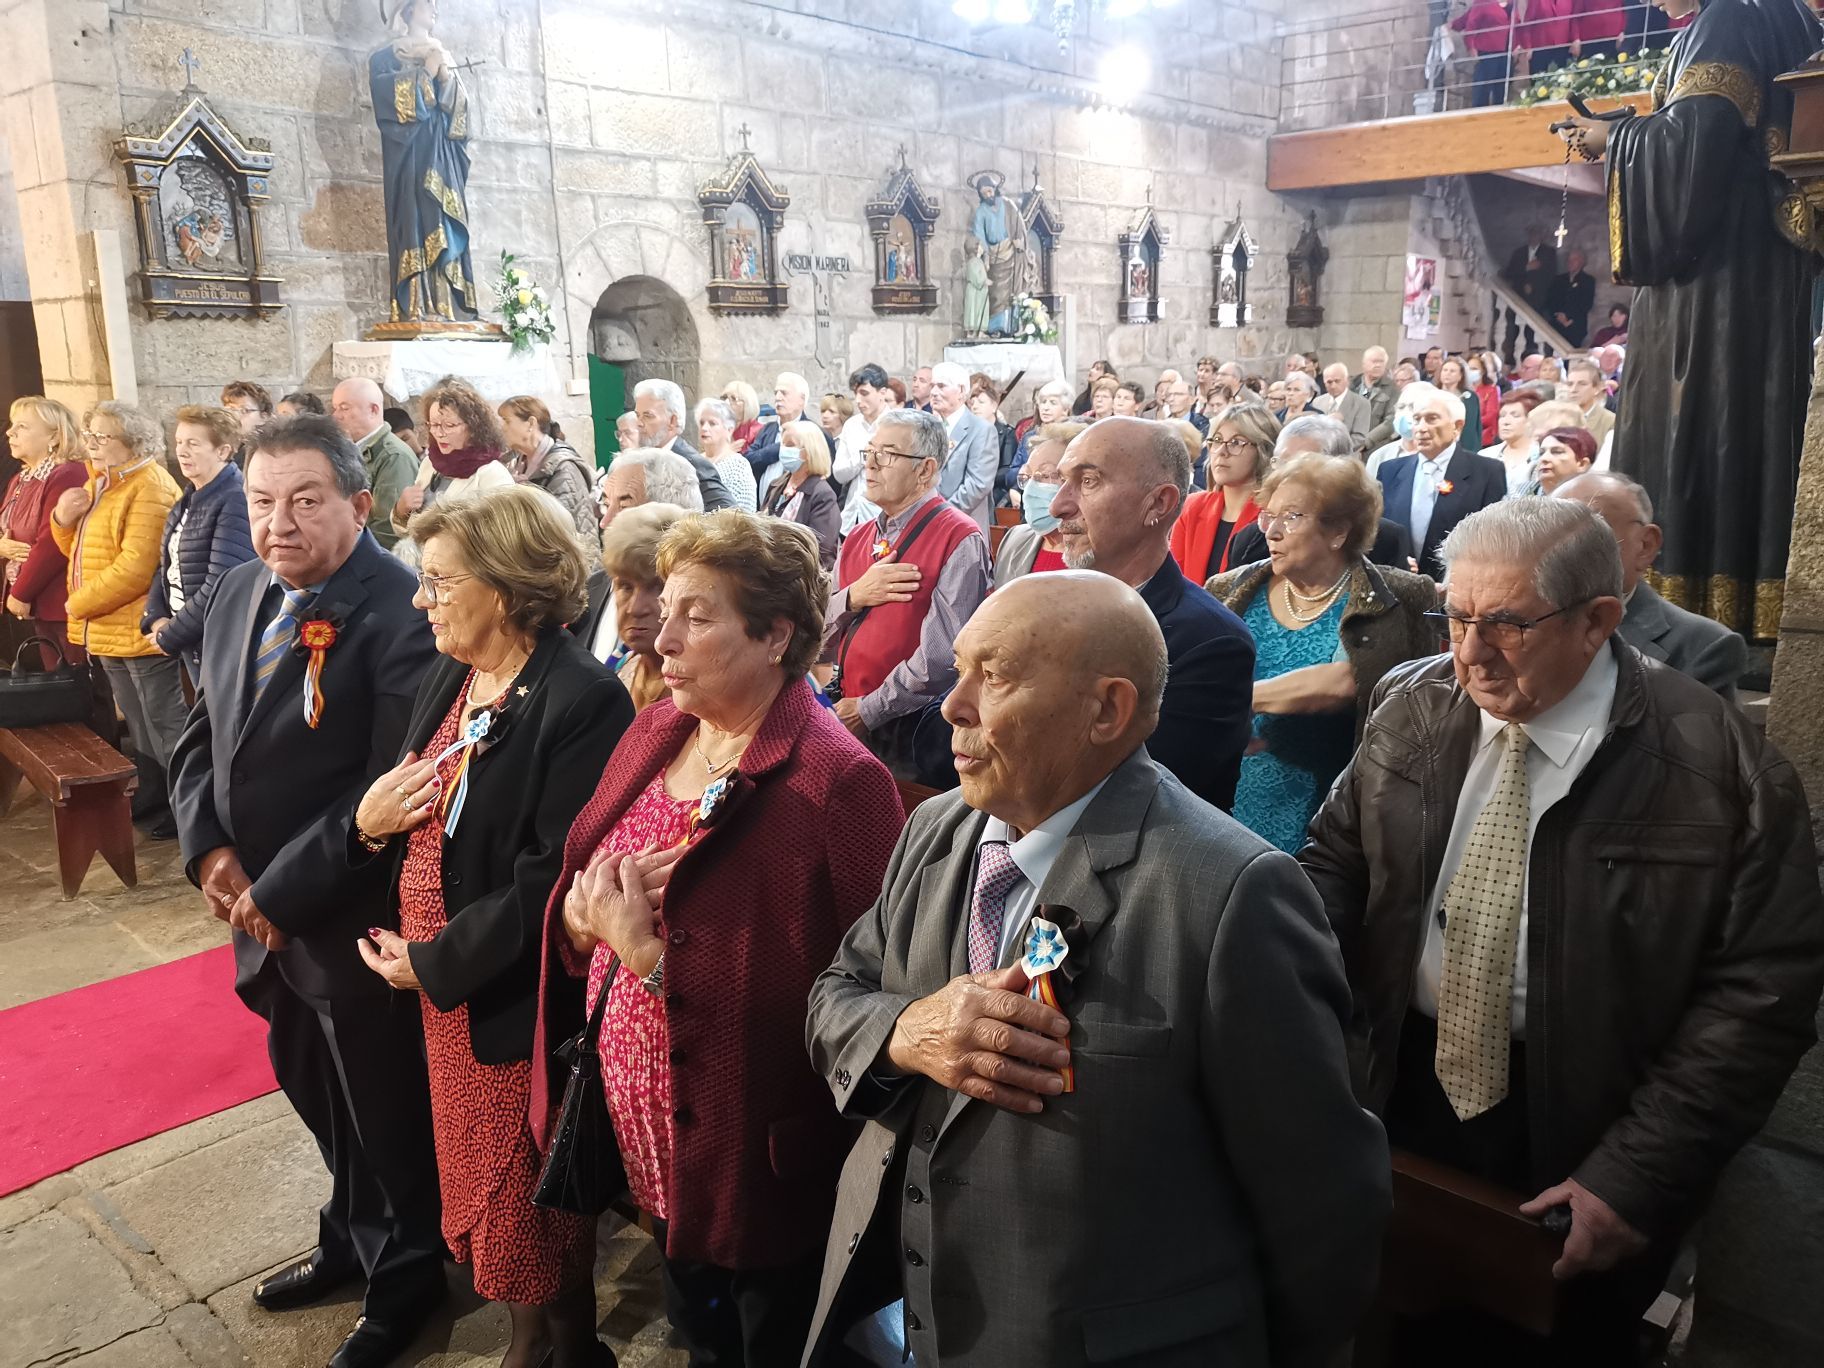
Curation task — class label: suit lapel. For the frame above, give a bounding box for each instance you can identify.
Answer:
[235,545,376,755]
[228,564,272,742]
[907,805,987,988]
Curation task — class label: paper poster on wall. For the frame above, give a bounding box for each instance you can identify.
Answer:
[1403,255,1438,337]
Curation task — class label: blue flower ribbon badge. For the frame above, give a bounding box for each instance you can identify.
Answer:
[1021,917,1075,1094]
[431,707,492,836]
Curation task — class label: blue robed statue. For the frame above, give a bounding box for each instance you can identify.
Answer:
[967,170,1032,337]
[371,0,479,329]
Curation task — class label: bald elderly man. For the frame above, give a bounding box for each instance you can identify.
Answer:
[329,378,417,550]
[802,573,1389,1368]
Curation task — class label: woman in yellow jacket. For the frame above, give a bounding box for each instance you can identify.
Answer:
[52,401,184,837]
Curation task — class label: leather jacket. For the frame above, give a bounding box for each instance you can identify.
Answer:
[1300,638,1824,1241]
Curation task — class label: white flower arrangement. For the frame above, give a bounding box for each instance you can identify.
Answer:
[493,250,556,352]
[1013,293,1057,344]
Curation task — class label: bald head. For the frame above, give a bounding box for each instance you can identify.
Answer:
[331,377,386,444]
[1553,470,1661,592]
[944,571,1164,831]
[1054,417,1191,585]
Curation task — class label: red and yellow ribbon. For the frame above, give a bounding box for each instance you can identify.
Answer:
[297,619,339,729]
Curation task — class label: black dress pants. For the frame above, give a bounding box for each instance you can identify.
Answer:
[238,951,445,1319]
[649,1217,824,1368]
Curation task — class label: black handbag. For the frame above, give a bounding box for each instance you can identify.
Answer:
[0,636,90,728]
[532,954,630,1215]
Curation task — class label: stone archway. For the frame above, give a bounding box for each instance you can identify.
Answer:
[591,275,700,406]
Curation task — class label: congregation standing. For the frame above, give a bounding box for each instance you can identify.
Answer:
[1,315,1816,1368]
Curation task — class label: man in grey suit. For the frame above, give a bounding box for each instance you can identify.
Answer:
[1555,471,1748,701]
[802,572,1389,1368]
[1316,362,1374,451]
[928,361,997,529]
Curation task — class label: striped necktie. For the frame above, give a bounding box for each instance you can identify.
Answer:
[253,587,313,699]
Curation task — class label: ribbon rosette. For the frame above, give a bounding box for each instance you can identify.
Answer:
[432,708,493,836]
[872,536,892,561]
[1021,916,1075,1094]
[295,617,340,729]
[1438,479,1455,496]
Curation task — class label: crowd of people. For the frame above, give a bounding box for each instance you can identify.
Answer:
[1441,0,1694,109]
[0,321,1808,1368]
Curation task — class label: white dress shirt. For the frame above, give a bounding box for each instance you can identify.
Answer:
[588,596,619,664]
[837,411,882,532]
[1411,644,1619,1035]
[974,777,1111,965]
[1406,442,1457,551]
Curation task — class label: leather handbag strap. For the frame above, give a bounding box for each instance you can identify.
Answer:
[6,636,71,675]
[835,498,952,682]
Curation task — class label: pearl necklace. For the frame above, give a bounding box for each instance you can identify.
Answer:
[1280,569,1350,624]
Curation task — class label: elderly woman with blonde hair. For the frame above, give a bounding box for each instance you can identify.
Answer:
[2,395,88,668]
[353,484,635,1368]
[761,419,840,570]
[720,379,760,452]
[599,501,691,711]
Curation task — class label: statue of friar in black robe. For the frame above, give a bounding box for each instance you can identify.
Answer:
[1567,0,1822,641]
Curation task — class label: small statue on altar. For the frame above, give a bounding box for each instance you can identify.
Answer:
[962,238,990,339]
[370,0,481,331]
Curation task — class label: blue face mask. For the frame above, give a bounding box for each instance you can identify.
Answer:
[779,448,804,475]
[1022,481,1061,533]
[1394,413,1416,441]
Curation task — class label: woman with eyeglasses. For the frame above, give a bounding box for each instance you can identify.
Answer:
[993,422,1080,586]
[1205,452,1438,853]
[1169,401,1278,582]
[389,375,513,567]
[352,486,635,1368]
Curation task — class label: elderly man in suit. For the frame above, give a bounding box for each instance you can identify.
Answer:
[329,378,417,551]
[802,571,1389,1368]
[170,415,445,1368]
[1051,416,1255,810]
[630,377,734,513]
[1355,346,1401,449]
[1316,362,1373,451]
[927,361,998,529]
[1301,498,1824,1365]
[1554,470,1748,700]
[1376,382,1508,579]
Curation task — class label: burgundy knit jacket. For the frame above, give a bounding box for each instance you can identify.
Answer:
[532,677,903,1269]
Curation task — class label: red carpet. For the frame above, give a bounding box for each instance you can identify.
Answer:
[0,944,277,1196]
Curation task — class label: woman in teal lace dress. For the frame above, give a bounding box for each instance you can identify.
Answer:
[1207,452,1440,852]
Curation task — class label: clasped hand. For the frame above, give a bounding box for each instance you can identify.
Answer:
[359,927,422,991]
[886,967,1071,1114]
[1520,1178,1649,1279]
[562,843,683,960]
[197,845,287,949]
[355,752,442,840]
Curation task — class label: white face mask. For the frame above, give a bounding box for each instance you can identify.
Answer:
[1467,366,1483,385]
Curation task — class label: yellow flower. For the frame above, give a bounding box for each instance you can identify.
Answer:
[1624,66,1637,79]
[516,288,532,305]
[1617,51,1629,62]
[1577,58,1590,69]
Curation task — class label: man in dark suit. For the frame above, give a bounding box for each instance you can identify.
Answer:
[1377,383,1507,580]
[1504,225,1558,313]
[1052,416,1255,810]
[800,573,1388,1367]
[170,415,444,1368]
[1548,249,1597,348]
[1555,471,1749,701]
[630,377,733,512]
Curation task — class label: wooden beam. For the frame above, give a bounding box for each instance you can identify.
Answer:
[1267,96,1649,192]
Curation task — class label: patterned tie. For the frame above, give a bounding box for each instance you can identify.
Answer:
[966,841,1023,975]
[1435,722,1533,1121]
[252,587,313,699]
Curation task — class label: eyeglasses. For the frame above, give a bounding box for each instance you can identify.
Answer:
[1256,510,1310,535]
[224,404,262,416]
[416,572,473,602]
[1208,435,1257,455]
[862,445,921,469]
[81,430,121,445]
[1424,599,1592,650]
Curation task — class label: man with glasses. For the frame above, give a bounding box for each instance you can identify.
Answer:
[1553,470,1747,701]
[824,409,989,781]
[1375,382,1507,580]
[221,380,274,468]
[1301,498,1824,1365]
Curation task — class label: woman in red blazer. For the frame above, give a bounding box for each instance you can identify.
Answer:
[538,510,902,1367]
[1520,0,1576,75]
[1170,400,1278,582]
[2,396,89,667]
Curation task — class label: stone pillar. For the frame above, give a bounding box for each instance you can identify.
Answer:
[1681,340,1824,1366]
[0,0,131,410]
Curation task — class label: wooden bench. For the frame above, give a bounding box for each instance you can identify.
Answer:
[0,723,139,899]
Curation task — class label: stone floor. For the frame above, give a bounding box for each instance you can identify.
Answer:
[0,789,686,1368]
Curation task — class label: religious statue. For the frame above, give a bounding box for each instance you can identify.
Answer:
[962,237,990,339]
[968,170,1031,337]
[370,0,481,332]
[1561,0,1822,640]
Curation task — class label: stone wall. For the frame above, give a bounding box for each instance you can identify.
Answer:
[0,0,1460,455]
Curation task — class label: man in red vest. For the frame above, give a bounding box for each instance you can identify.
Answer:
[826,409,991,780]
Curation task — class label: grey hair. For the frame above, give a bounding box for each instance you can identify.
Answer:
[1572,469,1655,523]
[86,400,165,462]
[876,408,948,472]
[1440,497,1622,608]
[1277,414,1354,458]
[694,397,737,430]
[1037,379,1073,401]
[251,413,370,496]
[614,447,703,512]
[633,378,685,426]
[1283,372,1316,398]
[1400,381,1465,426]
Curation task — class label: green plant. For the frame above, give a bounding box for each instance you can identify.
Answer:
[1515,48,1669,107]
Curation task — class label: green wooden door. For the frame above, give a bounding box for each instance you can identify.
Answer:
[588,354,625,469]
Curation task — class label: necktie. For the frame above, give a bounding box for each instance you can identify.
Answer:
[253,587,313,699]
[966,841,1023,975]
[1435,722,1532,1121]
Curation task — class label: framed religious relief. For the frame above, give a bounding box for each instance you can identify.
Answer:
[1117,194,1167,326]
[114,84,282,318]
[1211,211,1258,329]
[866,148,940,315]
[1286,211,1329,329]
[1017,167,1064,318]
[698,128,790,315]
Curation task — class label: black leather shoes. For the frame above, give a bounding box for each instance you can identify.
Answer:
[252,1251,358,1311]
[328,1313,420,1368]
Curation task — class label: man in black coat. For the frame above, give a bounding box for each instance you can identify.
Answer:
[1376,385,1508,580]
[1051,417,1255,810]
[170,415,444,1368]
[1548,248,1597,348]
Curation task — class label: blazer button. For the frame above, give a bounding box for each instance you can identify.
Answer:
[906,1184,924,1204]
[904,1247,924,1267]
[919,1125,936,1143]
[446,873,461,887]
[847,1231,861,1254]
[906,1311,921,1332]
[673,1105,693,1125]
[669,1046,685,1065]
[669,928,688,946]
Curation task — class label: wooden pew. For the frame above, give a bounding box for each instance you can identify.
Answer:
[0,723,139,899]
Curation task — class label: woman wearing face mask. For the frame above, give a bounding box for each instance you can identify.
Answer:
[1011,380,1071,485]
[760,419,840,570]
[992,423,1079,585]
[1169,402,1279,582]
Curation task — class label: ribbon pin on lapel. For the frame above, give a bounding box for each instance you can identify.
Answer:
[431,708,492,836]
[1022,917,1075,1094]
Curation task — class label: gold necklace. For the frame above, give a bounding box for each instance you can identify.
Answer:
[693,728,749,776]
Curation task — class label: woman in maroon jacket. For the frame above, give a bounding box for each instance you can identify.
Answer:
[2,396,90,667]
[540,510,902,1367]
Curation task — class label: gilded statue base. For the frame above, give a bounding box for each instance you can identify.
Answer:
[363,319,504,341]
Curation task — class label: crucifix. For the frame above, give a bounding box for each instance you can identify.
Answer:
[178,47,202,90]
[895,143,909,171]
[736,123,753,153]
